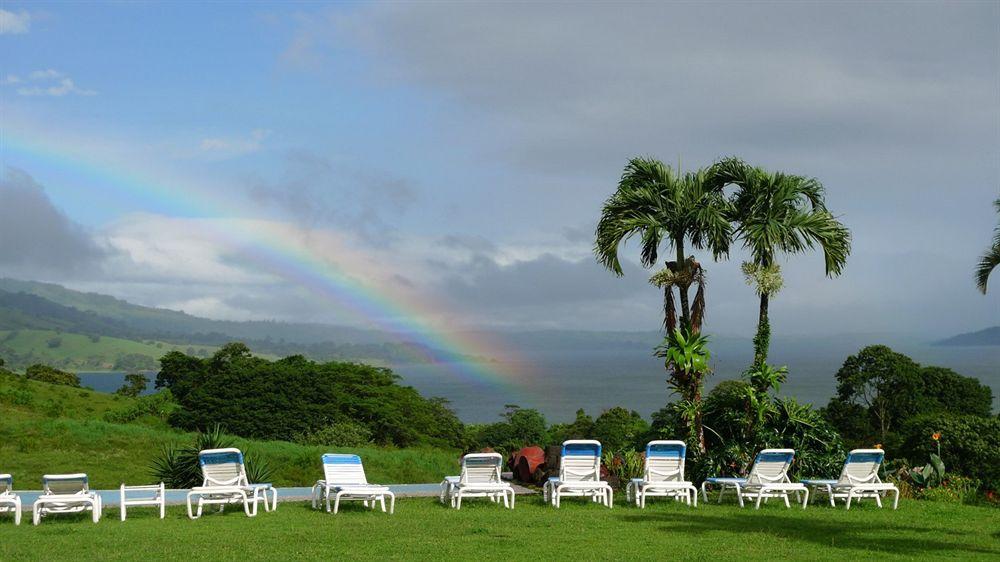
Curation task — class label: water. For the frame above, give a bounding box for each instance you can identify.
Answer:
[77,338,1000,424]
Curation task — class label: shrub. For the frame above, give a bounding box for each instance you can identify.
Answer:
[470,406,548,453]
[602,450,644,488]
[0,387,33,406]
[46,337,62,349]
[919,475,982,504]
[592,407,649,454]
[104,390,177,424]
[294,420,373,448]
[898,415,1000,491]
[150,425,274,488]
[157,343,465,448]
[25,364,80,387]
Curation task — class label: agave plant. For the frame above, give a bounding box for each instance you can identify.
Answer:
[655,328,712,452]
[150,424,274,488]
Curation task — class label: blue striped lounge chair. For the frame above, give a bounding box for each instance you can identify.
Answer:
[626,440,698,508]
[440,453,514,510]
[312,454,394,514]
[543,440,613,508]
[801,449,899,509]
[186,448,275,519]
[701,448,809,509]
[32,473,102,525]
[0,474,22,525]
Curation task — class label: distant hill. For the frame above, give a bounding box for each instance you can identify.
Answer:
[935,326,1000,346]
[0,278,486,369]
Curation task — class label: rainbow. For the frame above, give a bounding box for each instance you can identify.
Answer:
[1,126,529,397]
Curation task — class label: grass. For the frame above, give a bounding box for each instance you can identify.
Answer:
[0,329,218,371]
[1,496,998,560]
[0,372,460,488]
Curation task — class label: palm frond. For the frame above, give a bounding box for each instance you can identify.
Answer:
[975,198,1000,294]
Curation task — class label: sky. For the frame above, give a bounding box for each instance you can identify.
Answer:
[0,1,998,340]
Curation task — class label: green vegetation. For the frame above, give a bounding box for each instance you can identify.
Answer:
[0,329,216,371]
[711,157,850,366]
[158,343,465,447]
[975,197,999,293]
[1,499,997,561]
[0,370,459,488]
[24,363,80,387]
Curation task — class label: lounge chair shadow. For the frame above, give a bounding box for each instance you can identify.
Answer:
[617,510,999,558]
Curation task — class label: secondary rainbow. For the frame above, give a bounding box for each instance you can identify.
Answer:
[1,129,528,395]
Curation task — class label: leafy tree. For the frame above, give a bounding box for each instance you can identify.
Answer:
[549,409,595,443]
[824,345,921,444]
[824,346,994,447]
[156,344,465,448]
[975,197,1000,293]
[471,405,549,453]
[116,373,148,398]
[711,158,850,365]
[591,407,649,454]
[596,157,731,334]
[24,364,80,387]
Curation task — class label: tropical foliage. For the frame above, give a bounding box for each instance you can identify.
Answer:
[711,157,850,365]
[654,327,713,452]
[150,424,274,489]
[156,343,465,448]
[595,157,732,334]
[974,197,1000,293]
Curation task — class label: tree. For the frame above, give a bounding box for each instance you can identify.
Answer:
[711,158,850,365]
[116,373,148,398]
[596,157,732,334]
[24,364,80,387]
[655,328,713,452]
[975,198,1000,293]
[592,407,649,454]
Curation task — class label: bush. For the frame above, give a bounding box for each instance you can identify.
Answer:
[25,364,80,387]
[469,406,548,453]
[157,343,465,448]
[0,387,33,406]
[294,420,373,447]
[919,475,982,504]
[103,390,177,424]
[46,337,62,349]
[150,425,274,488]
[898,415,1000,491]
[592,407,649,454]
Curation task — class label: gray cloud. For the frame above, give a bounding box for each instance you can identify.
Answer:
[0,168,107,277]
[248,149,417,246]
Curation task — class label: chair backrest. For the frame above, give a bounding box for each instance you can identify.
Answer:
[322,454,368,485]
[459,453,503,485]
[560,440,602,482]
[199,448,248,487]
[644,440,686,483]
[0,474,11,495]
[747,449,795,484]
[42,473,89,495]
[837,449,884,485]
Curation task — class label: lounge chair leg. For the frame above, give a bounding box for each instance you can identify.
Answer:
[334,493,342,514]
[380,495,387,512]
[783,493,790,508]
[700,482,709,503]
[755,490,764,510]
[801,489,809,509]
[735,484,744,508]
[455,492,462,510]
[874,493,883,508]
[846,490,854,510]
[892,489,899,510]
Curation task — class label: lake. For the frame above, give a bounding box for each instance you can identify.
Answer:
[77,336,1000,424]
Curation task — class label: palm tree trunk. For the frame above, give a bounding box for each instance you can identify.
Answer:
[752,292,770,365]
[693,381,706,453]
[663,286,677,334]
[675,239,690,326]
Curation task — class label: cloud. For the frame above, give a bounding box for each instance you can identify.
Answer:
[247,149,417,246]
[0,9,30,34]
[13,69,96,97]
[0,168,107,277]
[199,129,271,157]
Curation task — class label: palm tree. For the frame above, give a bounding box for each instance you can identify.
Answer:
[595,157,732,334]
[975,198,1000,294]
[596,157,731,453]
[711,157,851,366]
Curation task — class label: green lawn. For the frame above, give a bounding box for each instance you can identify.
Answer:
[0,329,218,371]
[1,496,997,561]
[0,373,461,487]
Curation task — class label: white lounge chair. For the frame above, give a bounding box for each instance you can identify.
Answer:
[32,473,102,525]
[0,474,21,525]
[439,453,515,510]
[311,454,394,514]
[626,440,698,508]
[801,449,900,510]
[543,440,613,508]
[186,448,275,519]
[701,448,808,509]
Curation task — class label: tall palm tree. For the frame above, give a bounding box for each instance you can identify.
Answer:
[595,157,731,453]
[975,198,1000,294]
[711,157,851,366]
[595,157,732,334]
